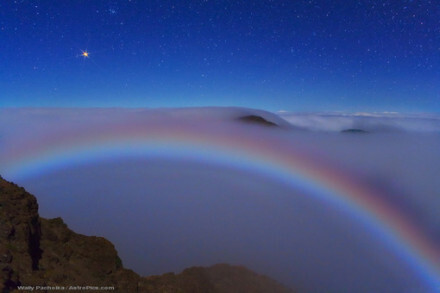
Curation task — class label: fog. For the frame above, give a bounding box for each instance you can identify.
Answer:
[0,108,439,292]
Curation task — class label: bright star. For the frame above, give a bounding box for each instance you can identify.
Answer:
[81,50,89,58]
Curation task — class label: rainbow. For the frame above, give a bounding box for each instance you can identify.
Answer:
[1,120,439,290]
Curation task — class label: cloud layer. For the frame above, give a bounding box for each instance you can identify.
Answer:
[278,111,440,132]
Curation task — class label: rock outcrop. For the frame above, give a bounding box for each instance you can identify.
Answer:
[0,176,294,293]
[237,115,278,127]
[341,128,369,134]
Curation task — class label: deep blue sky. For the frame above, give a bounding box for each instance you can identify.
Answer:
[1,0,439,112]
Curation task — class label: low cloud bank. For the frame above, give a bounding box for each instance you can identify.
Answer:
[278,111,440,132]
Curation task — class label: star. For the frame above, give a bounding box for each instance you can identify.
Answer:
[81,50,89,58]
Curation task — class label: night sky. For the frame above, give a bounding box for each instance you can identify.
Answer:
[1,0,439,112]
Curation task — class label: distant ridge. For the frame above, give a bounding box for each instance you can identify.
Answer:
[341,128,369,134]
[237,115,278,127]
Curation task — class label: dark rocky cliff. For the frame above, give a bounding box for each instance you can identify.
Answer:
[0,176,294,293]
